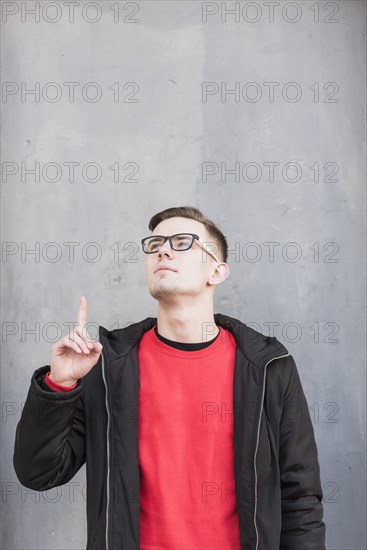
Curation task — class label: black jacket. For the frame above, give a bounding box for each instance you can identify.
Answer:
[13,313,326,550]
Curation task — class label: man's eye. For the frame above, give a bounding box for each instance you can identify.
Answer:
[176,239,190,248]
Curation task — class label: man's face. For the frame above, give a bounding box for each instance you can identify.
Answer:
[144,217,225,301]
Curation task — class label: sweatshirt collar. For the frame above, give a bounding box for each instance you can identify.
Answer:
[99,313,288,369]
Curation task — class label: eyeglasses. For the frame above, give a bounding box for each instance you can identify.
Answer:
[141,233,220,263]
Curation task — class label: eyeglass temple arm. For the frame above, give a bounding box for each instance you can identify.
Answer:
[196,238,221,263]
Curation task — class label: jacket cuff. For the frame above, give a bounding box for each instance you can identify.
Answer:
[32,365,84,400]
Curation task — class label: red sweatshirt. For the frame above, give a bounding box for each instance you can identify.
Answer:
[138,326,241,550]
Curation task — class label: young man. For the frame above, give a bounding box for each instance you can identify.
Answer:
[13,206,326,550]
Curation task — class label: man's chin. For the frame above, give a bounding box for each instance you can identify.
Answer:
[148,284,184,300]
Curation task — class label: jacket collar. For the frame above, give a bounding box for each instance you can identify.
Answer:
[99,313,288,369]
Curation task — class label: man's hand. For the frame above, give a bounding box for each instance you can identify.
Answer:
[49,297,103,386]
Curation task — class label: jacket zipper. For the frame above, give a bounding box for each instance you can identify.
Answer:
[253,353,289,550]
[101,349,111,550]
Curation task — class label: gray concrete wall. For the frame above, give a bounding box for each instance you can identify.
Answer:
[1,1,366,548]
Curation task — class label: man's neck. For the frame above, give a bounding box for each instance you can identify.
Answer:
[156,301,219,343]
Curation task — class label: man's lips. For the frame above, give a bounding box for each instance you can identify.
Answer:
[155,267,177,273]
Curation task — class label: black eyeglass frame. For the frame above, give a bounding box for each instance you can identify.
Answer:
[141,233,220,263]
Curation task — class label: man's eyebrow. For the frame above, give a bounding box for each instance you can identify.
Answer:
[150,234,194,239]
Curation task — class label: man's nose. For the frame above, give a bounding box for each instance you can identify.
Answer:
[158,239,174,257]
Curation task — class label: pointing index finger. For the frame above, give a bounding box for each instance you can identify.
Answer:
[77,296,88,329]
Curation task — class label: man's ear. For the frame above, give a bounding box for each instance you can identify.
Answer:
[208,262,230,287]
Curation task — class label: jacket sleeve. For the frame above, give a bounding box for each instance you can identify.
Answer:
[13,365,86,491]
[279,355,326,550]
